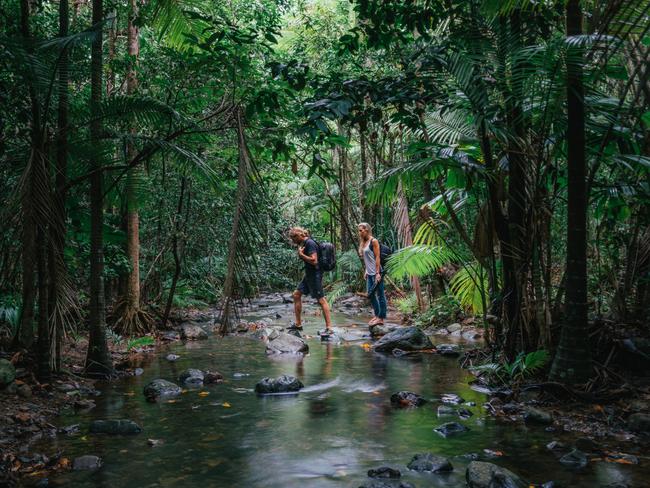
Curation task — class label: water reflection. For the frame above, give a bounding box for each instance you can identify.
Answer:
[39,302,649,488]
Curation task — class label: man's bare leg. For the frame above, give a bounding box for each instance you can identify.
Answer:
[293,290,303,327]
[318,297,332,330]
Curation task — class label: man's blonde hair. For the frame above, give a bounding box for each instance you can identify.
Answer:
[289,226,309,240]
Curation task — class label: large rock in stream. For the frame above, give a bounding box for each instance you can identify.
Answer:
[179,369,204,385]
[390,391,427,408]
[373,327,432,353]
[407,453,453,473]
[255,375,304,395]
[180,323,208,340]
[89,419,142,435]
[466,461,527,488]
[265,332,309,355]
[0,359,16,387]
[143,379,182,401]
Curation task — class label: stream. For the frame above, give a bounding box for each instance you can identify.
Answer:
[40,298,647,487]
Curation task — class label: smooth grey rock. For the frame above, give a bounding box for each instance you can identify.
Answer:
[407,452,453,473]
[265,332,309,354]
[466,461,527,488]
[458,407,473,419]
[390,391,427,408]
[441,393,464,404]
[373,326,433,353]
[628,413,650,433]
[462,330,482,340]
[165,354,180,362]
[447,323,462,332]
[179,368,204,385]
[437,405,456,417]
[434,421,469,437]
[0,359,16,386]
[143,379,182,401]
[370,324,396,337]
[73,455,103,471]
[180,323,208,340]
[89,419,142,435]
[524,407,553,425]
[255,375,304,394]
[559,449,588,469]
[367,466,401,478]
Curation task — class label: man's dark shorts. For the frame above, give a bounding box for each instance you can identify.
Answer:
[297,270,324,300]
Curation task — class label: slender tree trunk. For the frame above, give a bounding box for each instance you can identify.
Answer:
[395,182,425,310]
[360,128,369,221]
[550,0,592,383]
[14,0,37,350]
[85,0,113,377]
[36,228,51,380]
[162,176,187,328]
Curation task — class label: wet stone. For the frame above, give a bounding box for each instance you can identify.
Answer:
[373,326,433,353]
[17,384,32,399]
[441,393,464,405]
[436,344,460,357]
[134,368,144,376]
[447,323,462,333]
[143,379,182,402]
[437,405,456,417]
[73,455,103,471]
[179,369,204,385]
[165,354,180,362]
[546,441,565,451]
[465,461,527,488]
[524,407,553,425]
[180,323,208,340]
[255,375,304,395]
[367,466,401,478]
[203,371,224,384]
[458,408,473,419]
[89,419,142,435]
[559,449,588,469]
[359,482,415,488]
[0,359,16,386]
[390,391,427,408]
[407,452,453,473]
[434,422,469,438]
[265,332,309,355]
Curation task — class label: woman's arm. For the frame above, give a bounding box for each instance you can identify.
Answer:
[372,238,381,276]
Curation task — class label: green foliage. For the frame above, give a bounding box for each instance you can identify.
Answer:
[414,294,462,329]
[449,264,489,315]
[394,293,419,314]
[126,336,155,351]
[471,350,551,386]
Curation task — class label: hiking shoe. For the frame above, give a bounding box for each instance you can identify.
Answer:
[286,322,304,331]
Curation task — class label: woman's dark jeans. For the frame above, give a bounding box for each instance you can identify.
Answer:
[367,275,387,319]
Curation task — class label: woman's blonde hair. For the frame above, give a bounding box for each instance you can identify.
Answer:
[289,226,309,240]
[358,222,372,254]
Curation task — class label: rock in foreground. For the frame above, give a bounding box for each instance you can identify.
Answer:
[265,332,309,354]
[390,391,427,408]
[89,419,142,435]
[373,327,433,353]
[466,461,526,488]
[144,379,182,402]
[407,453,453,473]
[255,375,304,395]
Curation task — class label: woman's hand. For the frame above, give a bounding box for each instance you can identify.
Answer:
[364,272,368,280]
[376,273,381,282]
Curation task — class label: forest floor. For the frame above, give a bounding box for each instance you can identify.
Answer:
[1,297,650,485]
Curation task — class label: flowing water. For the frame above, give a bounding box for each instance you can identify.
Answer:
[40,299,647,487]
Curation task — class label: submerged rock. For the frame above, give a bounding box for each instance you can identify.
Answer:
[524,407,553,425]
[441,393,464,405]
[89,419,142,435]
[73,455,103,471]
[559,449,588,469]
[437,405,456,417]
[359,482,415,488]
[367,466,401,478]
[0,359,16,386]
[179,368,204,385]
[466,461,526,488]
[436,344,460,357]
[373,326,433,353]
[407,453,453,473]
[434,422,469,438]
[265,332,309,355]
[144,379,182,401]
[180,323,208,340]
[627,413,650,433]
[255,375,304,395]
[165,354,180,362]
[203,371,224,384]
[390,391,427,408]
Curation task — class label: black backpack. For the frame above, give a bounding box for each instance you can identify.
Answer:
[317,241,336,271]
[374,238,393,268]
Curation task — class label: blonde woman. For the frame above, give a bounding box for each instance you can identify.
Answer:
[288,226,333,334]
[358,223,387,326]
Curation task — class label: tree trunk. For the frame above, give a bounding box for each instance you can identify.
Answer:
[395,182,425,310]
[550,0,592,383]
[85,0,113,377]
[162,176,187,328]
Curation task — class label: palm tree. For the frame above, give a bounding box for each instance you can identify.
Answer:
[550,0,592,383]
[85,0,113,377]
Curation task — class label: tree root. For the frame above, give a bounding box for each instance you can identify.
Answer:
[111,298,155,336]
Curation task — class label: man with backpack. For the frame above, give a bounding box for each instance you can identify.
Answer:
[288,227,333,335]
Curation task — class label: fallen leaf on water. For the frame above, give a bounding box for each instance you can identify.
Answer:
[124,391,135,396]
[361,343,371,350]
[119,450,128,454]
[222,402,231,408]
[181,389,188,394]
[80,436,87,441]
[166,399,178,404]
[198,391,210,397]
